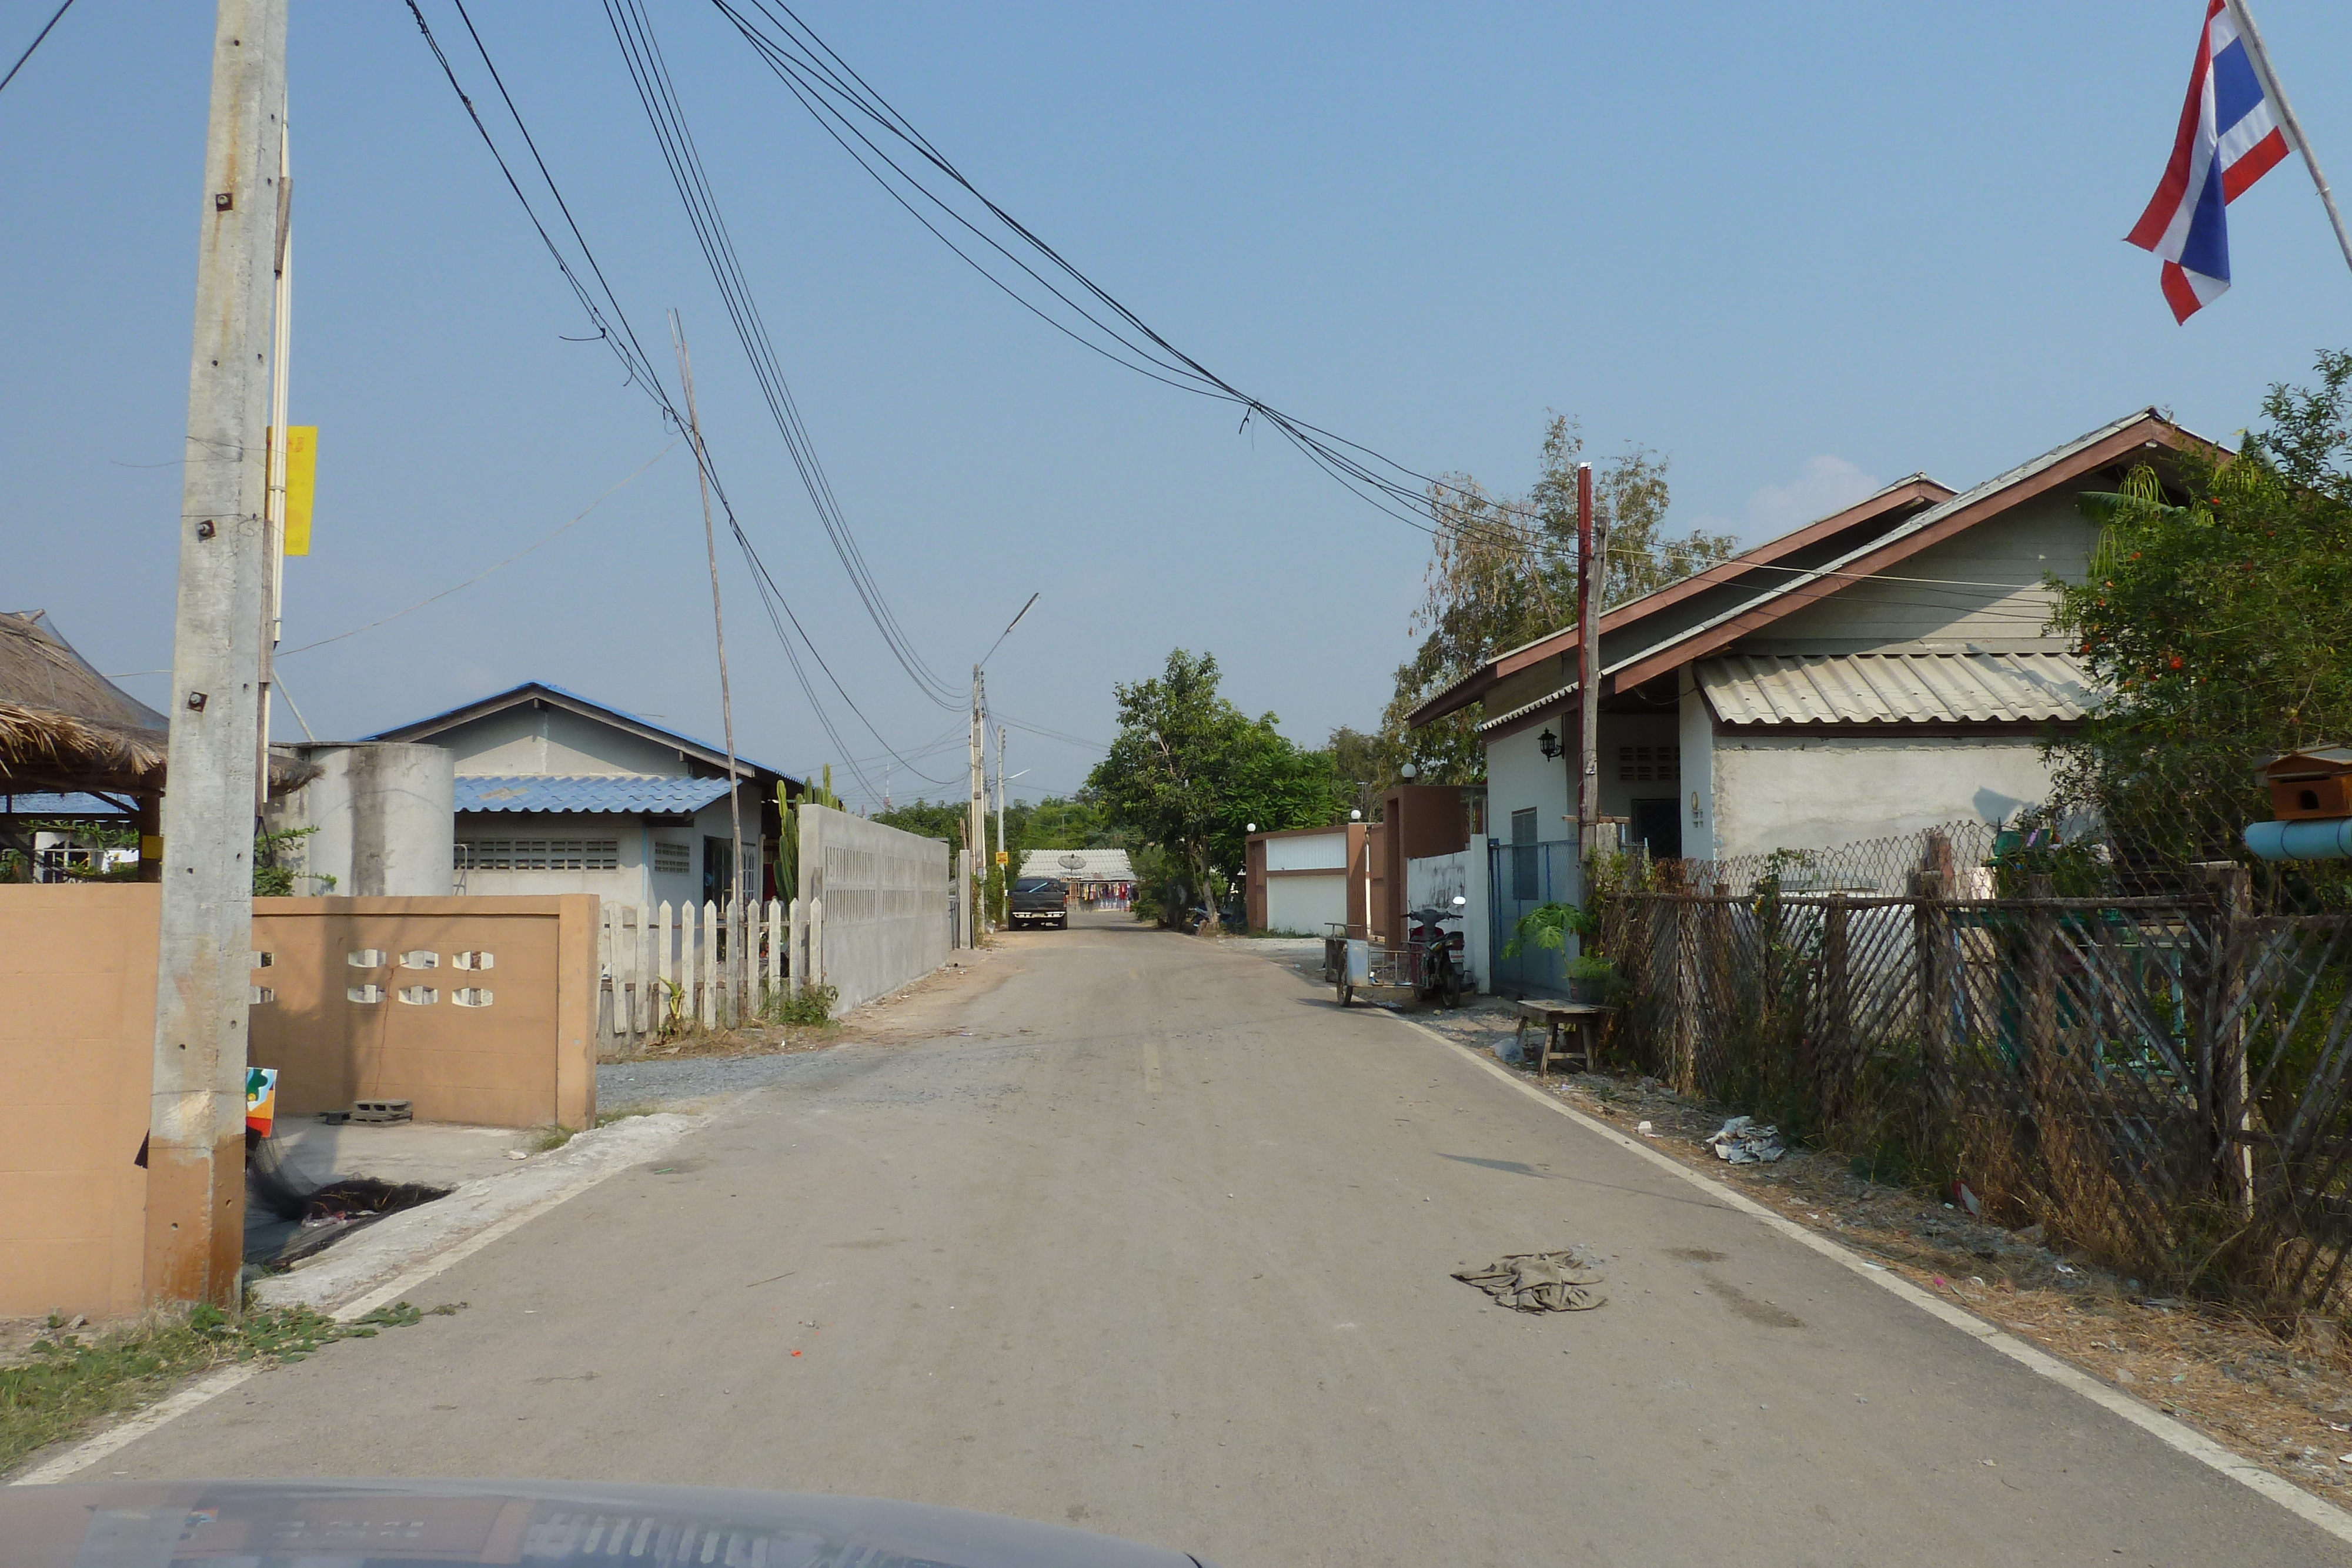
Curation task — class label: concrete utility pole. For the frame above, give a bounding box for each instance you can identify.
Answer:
[671,313,747,1018]
[147,0,289,1310]
[970,666,986,934]
[994,723,1007,892]
[1575,461,1602,865]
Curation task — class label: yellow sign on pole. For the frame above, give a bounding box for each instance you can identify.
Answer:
[995,850,1009,867]
[281,425,316,555]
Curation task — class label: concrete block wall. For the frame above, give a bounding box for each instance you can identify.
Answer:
[798,805,950,1014]
[249,895,599,1130]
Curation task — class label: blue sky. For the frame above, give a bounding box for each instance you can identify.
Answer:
[6,2,2351,809]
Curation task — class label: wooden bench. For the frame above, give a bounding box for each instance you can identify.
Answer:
[1512,999,1612,1078]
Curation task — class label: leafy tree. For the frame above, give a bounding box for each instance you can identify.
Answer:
[1381,415,1734,780]
[1325,726,1385,818]
[1087,650,1342,930]
[2046,350,2352,900]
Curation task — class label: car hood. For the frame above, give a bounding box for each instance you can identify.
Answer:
[0,1478,1212,1568]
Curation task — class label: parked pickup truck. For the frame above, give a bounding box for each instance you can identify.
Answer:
[1008,876,1070,930]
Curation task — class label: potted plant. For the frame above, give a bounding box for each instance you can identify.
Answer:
[1563,953,1616,1005]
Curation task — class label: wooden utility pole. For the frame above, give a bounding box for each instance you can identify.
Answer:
[671,313,747,1019]
[1575,462,1602,862]
[147,0,289,1310]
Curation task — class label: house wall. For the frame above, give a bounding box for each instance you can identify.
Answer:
[249,895,598,1129]
[1709,733,2059,858]
[455,810,650,906]
[1681,671,1718,861]
[1595,713,1682,823]
[1747,496,2096,651]
[440,706,694,778]
[0,884,158,1319]
[1484,724,1572,850]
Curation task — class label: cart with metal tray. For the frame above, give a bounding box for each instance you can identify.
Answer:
[1323,924,1418,1008]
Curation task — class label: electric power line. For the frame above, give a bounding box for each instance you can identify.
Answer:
[407,0,957,797]
[0,0,74,98]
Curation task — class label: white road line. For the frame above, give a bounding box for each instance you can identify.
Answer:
[1396,1012,2352,1547]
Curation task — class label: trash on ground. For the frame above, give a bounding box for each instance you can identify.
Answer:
[1635,1119,1655,1136]
[1452,1247,1607,1312]
[1703,1115,1785,1164]
[1950,1178,1982,1217]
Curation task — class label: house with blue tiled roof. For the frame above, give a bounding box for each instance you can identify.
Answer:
[367,683,803,910]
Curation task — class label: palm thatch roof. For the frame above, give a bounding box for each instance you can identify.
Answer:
[0,611,169,794]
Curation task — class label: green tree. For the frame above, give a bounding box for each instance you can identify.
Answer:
[1087,650,1342,931]
[1381,415,1734,780]
[2046,350,2352,900]
[777,765,849,897]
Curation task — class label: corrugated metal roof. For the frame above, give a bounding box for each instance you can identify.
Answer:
[1018,847,1135,881]
[1699,651,2096,726]
[0,790,135,815]
[454,774,737,814]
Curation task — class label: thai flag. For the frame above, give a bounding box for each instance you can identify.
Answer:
[2126,0,2295,322]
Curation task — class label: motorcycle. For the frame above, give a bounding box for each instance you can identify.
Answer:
[1406,895,1469,1008]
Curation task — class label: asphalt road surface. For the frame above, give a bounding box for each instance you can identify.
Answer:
[72,912,2347,1565]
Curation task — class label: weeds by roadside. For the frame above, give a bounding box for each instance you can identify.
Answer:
[1,1300,463,1475]
[761,982,837,1027]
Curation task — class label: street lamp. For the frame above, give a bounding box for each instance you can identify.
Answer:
[1399,762,1418,781]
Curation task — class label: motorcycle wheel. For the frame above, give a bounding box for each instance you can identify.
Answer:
[1337,979,1352,1008]
[1441,961,1464,1009]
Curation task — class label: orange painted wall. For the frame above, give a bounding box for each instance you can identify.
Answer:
[249,895,597,1130]
[0,884,158,1319]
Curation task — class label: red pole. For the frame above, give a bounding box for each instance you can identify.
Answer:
[1575,462,1595,856]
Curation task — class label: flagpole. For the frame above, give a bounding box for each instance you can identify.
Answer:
[2227,0,2352,279]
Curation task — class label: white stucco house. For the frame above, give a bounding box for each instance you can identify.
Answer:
[1409,409,2197,907]
[367,683,801,909]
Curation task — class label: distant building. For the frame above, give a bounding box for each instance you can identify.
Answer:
[1017,847,1135,908]
[360,682,801,908]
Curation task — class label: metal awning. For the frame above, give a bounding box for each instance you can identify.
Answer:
[1699,651,2096,726]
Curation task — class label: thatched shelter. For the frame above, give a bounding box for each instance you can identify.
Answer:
[0,610,169,797]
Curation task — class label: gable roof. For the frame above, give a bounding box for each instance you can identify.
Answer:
[1414,409,2209,733]
[368,681,799,790]
[1408,473,1954,727]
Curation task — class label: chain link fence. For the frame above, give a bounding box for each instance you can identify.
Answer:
[1596,813,2352,1323]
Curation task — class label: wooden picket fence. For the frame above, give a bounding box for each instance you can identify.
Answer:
[595,896,823,1055]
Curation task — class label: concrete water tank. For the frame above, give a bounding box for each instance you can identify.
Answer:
[273,743,455,896]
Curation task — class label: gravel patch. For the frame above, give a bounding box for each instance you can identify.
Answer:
[598,1051,850,1108]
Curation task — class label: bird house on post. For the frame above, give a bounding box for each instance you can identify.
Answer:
[2263,747,2352,820]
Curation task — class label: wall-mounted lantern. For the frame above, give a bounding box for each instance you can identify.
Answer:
[1537,728,1562,760]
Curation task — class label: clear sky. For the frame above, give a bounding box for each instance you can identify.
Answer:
[7,2,2351,810]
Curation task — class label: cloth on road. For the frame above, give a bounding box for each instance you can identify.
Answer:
[1453,1247,1608,1312]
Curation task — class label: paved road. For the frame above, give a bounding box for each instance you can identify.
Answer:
[78,913,2345,1565]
